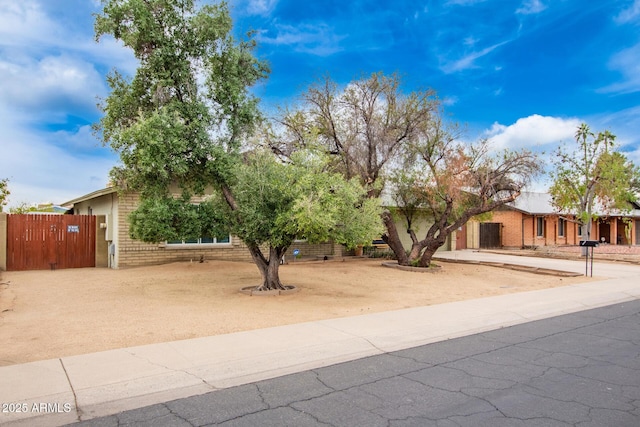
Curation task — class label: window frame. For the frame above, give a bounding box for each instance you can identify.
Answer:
[161,201,232,248]
[558,218,566,237]
[536,216,545,238]
[166,235,231,247]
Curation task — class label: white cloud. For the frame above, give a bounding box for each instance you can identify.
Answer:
[445,0,488,5]
[484,114,581,150]
[0,1,136,122]
[0,1,136,76]
[442,96,458,106]
[516,0,547,15]
[600,42,640,94]
[0,106,116,207]
[614,0,640,24]
[53,125,104,151]
[440,40,510,74]
[80,36,139,77]
[243,0,279,16]
[593,105,640,166]
[0,1,59,48]
[258,23,346,56]
[0,0,125,207]
[463,36,478,47]
[0,55,105,119]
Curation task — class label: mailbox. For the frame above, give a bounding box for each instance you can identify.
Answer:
[580,240,598,277]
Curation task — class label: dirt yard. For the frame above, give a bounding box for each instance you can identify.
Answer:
[0,258,594,366]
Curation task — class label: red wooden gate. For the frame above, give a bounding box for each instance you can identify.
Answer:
[455,224,467,250]
[6,215,96,271]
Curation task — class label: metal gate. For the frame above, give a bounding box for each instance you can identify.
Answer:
[6,214,96,271]
[479,222,502,248]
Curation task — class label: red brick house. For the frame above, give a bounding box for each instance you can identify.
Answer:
[467,192,640,249]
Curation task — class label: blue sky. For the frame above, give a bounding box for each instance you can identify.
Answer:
[1,0,639,207]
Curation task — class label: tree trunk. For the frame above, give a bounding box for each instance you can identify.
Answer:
[382,206,458,268]
[408,241,424,262]
[418,244,439,267]
[247,244,287,291]
[381,210,409,266]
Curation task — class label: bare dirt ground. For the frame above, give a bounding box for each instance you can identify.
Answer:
[0,256,600,366]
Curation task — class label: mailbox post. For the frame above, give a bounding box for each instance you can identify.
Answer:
[579,240,599,277]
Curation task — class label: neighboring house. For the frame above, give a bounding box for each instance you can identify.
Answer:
[32,203,70,214]
[62,186,347,269]
[467,192,640,249]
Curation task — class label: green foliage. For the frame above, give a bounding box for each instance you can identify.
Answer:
[94,0,268,198]
[203,150,385,250]
[595,151,640,210]
[549,124,640,234]
[286,152,384,248]
[9,202,38,214]
[96,1,383,288]
[0,178,8,212]
[127,149,384,250]
[129,196,199,242]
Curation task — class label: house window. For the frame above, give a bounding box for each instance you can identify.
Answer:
[167,235,231,246]
[536,217,544,237]
[578,224,583,238]
[164,203,231,246]
[558,218,566,237]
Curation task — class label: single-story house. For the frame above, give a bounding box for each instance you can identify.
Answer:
[61,185,458,269]
[62,186,357,269]
[466,192,640,249]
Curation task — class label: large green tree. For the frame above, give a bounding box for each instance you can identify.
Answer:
[94,0,382,290]
[549,123,640,241]
[276,73,541,267]
[129,149,383,289]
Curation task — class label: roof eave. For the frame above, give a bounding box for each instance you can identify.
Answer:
[61,187,118,208]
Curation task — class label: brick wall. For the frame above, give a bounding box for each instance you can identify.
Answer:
[116,192,250,267]
[284,241,346,260]
[490,210,523,247]
[115,193,346,268]
[477,209,582,249]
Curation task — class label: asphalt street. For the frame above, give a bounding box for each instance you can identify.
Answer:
[68,299,640,427]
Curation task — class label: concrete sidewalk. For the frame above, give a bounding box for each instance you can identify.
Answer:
[1,251,639,426]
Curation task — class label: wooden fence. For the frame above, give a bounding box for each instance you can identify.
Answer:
[6,214,95,271]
